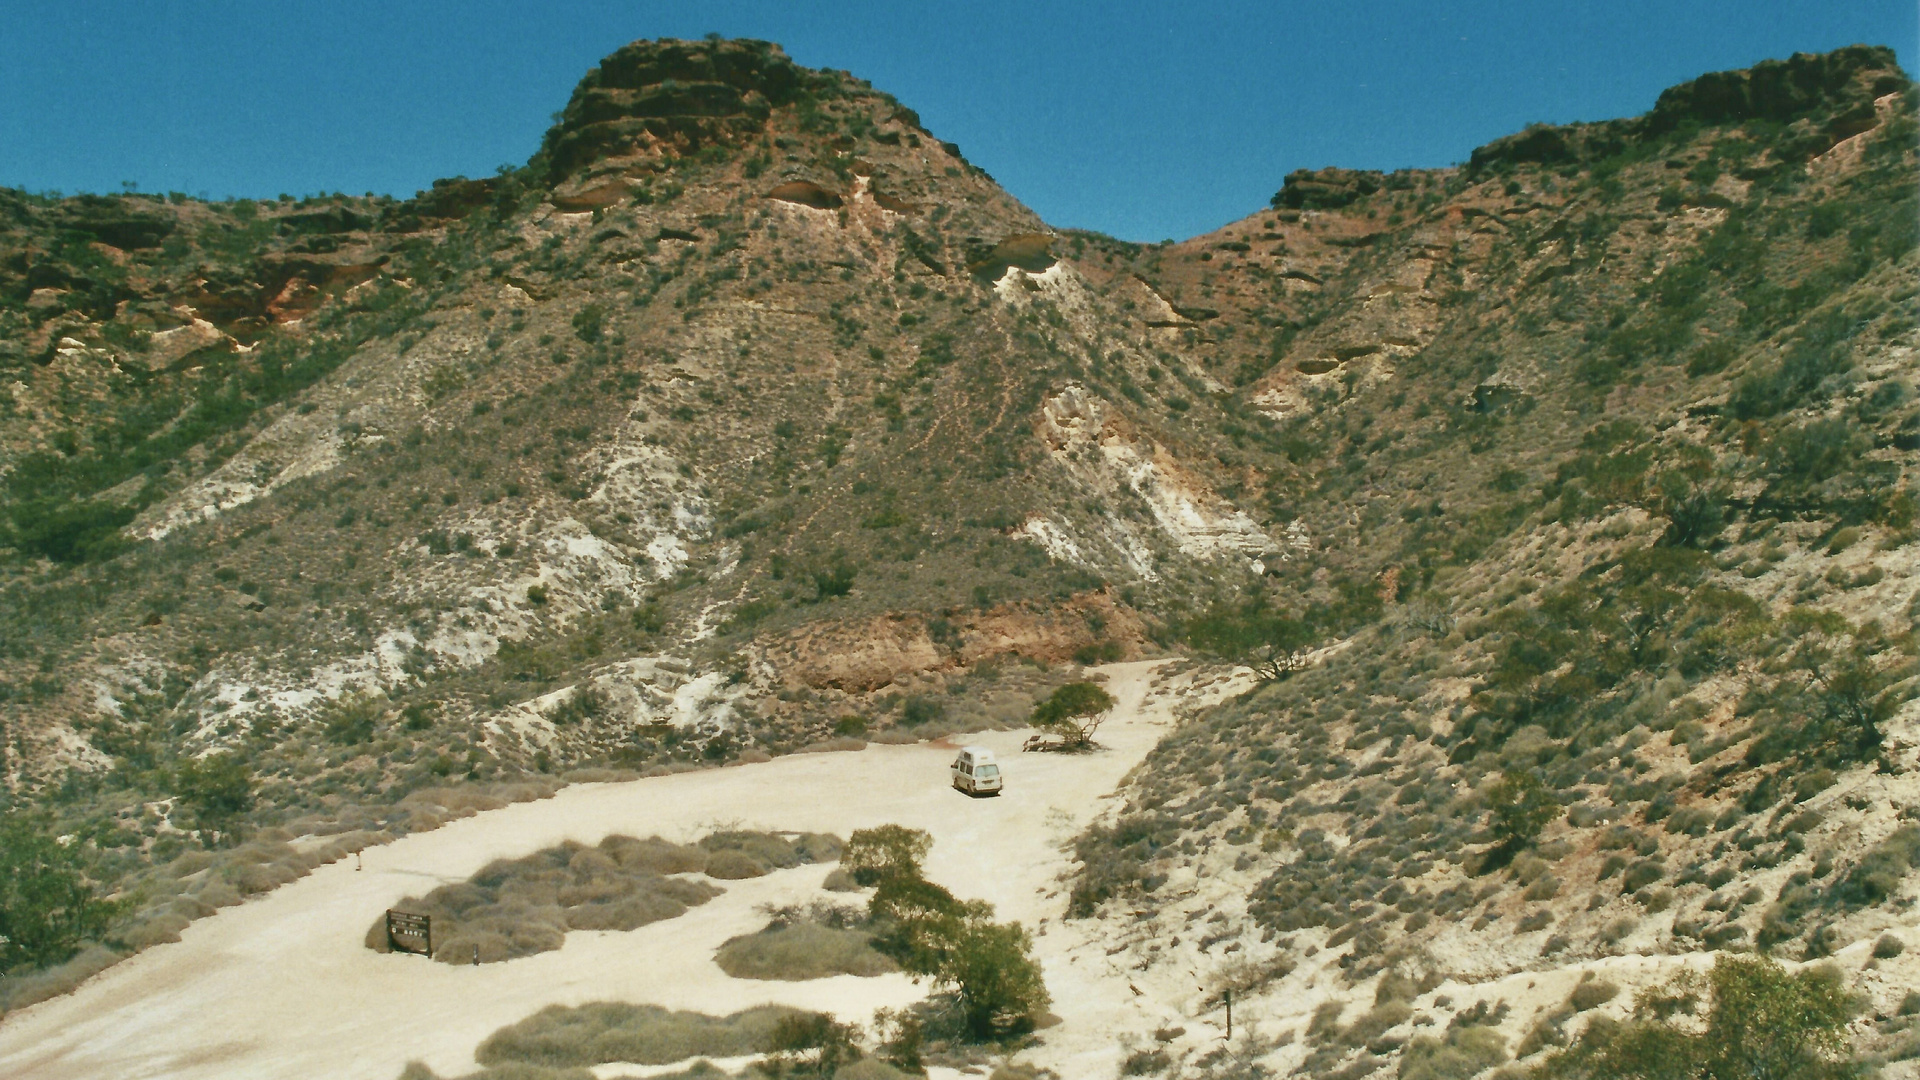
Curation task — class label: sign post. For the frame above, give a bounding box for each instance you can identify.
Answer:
[385,910,432,958]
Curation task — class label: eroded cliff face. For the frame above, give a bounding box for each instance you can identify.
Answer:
[0,36,1270,791]
[0,39,1917,1071]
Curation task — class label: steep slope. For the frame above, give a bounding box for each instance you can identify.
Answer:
[0,39,1294,1004]
[1059,44,1920,1077]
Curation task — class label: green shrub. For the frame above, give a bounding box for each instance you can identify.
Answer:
[1833,826,1920,909]
[546,684,608,726]
[1121,1048,1173,1075]
[1344,1000,1414,1047]
[173,753,256,842]
[318,696,382,744]
[3,497,135,564]
[1532,954,1861,1079]
[768,1011,863,1074]
[856,826,1048,1036]
[1486,771,1561,851]
[897,695,945,727]
[940,918,1051,1037]
[1182,596,1315,682]
[1621,860,1664,893]
[0,814,122,971]
[812,563,857,599]
[842,825,932,885]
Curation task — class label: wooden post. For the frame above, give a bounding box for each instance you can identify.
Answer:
[1225,989,1232,1039]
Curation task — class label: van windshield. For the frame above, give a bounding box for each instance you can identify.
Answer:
[977,765,999,778]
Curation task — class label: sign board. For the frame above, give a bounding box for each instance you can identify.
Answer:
[386,910,432,957]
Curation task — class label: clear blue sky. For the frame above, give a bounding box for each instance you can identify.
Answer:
[1,1,1911,241]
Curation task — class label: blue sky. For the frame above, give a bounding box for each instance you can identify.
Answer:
[1,1,1911,241]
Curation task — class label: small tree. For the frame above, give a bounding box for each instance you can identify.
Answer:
[321,695,382,745]
[1030,682,1116,748]
[869,872,983,973]
[856,825,1051,1039]
[1535,954,1863,1080]
[842,825,932,886]
[0,814,121,971]
[175,753,255,845]
[1786,615,1914,757]
[872,1007,924,1070]
[1485,770,1559,852]
[1183,600,1314,682]
[944,918,1051,1037]
[1703,955,1858,1080]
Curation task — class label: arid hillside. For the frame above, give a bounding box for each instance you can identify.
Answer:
[0,36,1916,1078]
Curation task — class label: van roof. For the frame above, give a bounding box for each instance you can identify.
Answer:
[959,745,995,758]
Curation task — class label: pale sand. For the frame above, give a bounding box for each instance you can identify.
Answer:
[0,660,1238,1080]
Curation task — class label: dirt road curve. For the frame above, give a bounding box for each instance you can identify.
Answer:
[0,661,1240,1080]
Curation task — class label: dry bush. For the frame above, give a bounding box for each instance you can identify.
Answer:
[602,835,709,874]
[0,944,125,1014]
[1341,1000,1413,1048]
[703,849,770,879]
[475,1002,800,1068]
[715,915,898,980]
[700,830,842,877]
[368,830,841,963]
[1568,977,1620,1011]
[797,736,868,753]
[836,1060,913,1080]
[1399,1025,1508,1080]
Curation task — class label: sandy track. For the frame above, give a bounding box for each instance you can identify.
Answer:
[0,660,1235,1080]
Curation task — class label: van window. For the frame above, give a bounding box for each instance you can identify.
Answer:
[977,765,999,778]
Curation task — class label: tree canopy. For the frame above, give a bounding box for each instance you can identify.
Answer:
[0,814,121,972]
[174,753,255,845]
[1533,954,1863,1079]
[1029,681,1116,748]
[854,824,1049,1036]
[1182,598,1315,682]
[842,824,932,886]
[1485,770,1562,851]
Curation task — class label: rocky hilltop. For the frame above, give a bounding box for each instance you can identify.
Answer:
[0,37,1917,1077]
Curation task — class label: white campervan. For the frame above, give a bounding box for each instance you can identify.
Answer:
[950,746,1003,795]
